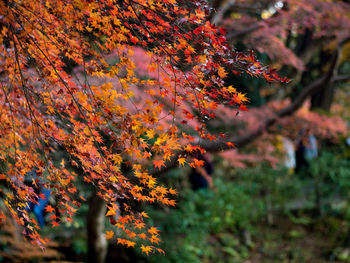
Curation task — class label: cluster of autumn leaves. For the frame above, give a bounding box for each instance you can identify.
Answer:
[0,0,286,253]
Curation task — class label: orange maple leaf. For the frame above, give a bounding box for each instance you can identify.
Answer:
[149,235,160,244]
[139,233,147,240]
[226,142,235,148]
[135,221,146,229]
[189,158,205,168]
[168,188,177,195]
[153,160,165,169]
[148,226,160,235]
[168,199,176,207]
[234,92,248,104]
[218,66,227,79]
[126,240,136,248]
[51,221,59,227]
[104,230,114,239]
[184,144,195,153]
[49,214,57,220]
[140,211,149,218]
[141,245,153,255]
[156,248,165,255]
[106,208,117,217]
[45,205,55,213]
[117,238,127,246]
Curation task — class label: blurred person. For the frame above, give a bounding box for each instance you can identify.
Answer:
[189,153,214,190]
[25,170,51,228]
[295,128,318,173]
[276,135,296,173]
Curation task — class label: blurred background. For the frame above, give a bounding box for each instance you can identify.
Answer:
[1,0,350,262]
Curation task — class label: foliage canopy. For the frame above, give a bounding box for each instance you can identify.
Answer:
[0,0,286,252]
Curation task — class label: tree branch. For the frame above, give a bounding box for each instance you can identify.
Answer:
[211,0,236,25]
[152,76,325,176]
[152,37,350,177]
[226,23,263,40]
[332,74,350,82]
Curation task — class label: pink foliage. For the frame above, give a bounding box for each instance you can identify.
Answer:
[215,98,347,167]
[220,147,279,168]
[222,0,350,69]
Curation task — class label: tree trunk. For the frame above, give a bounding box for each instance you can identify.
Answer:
[313,174,323,217]
[311,38,349,111]
[311,82,335,111]
[87,193,107,263]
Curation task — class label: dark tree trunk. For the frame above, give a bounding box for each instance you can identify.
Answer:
[87,193,107,263]
[295,29,313,55]
[311,37,349,111]
[311,82,335,111]
[313,174,323,217]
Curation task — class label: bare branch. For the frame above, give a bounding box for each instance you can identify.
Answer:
[226,23,263,40]
[332,75,350,82]
[211,0,236,25]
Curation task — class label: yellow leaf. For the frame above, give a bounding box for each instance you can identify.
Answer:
[146,129,156,139]
[177,157,186,166]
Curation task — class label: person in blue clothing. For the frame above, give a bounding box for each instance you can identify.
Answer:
[305,131,318,160]
[25,170,51,227]
[295,128,318,173]
[189,153,214,190]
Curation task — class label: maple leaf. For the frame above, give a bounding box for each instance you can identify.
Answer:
[177,157,186,166]
[49,214,58,220]
[234,92,248,104]
[106,208,117,217]
[168,188,177,195]
[156,248,165,255]
[132,185,143,192]
[189,158,205,168]
[135,221,146,229]
[153,160,165,169]
[139,233,147,240]
[51,221,60,228]
[226,142,235,148]
[184,144,195,153]
[149,235,161,244]
[156,186,168,195]
[148,226,160,235]
[140,211,149,218]
[217,66,228,79]
[45,205,55,213]
[141,245,153,255]
[146,129,156,139]
[126,241,136,248]
[238,105,248,111]
[143,151,152,159]
[104,230,114,239]
[117,238,128,246]
[223,85,237,94]
[207,134,216,141]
